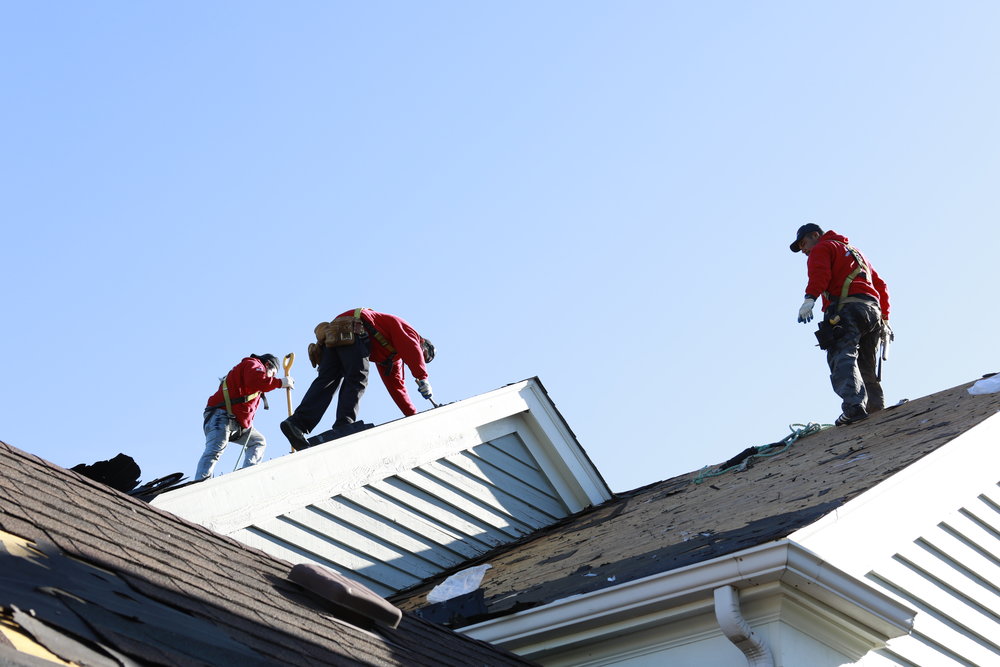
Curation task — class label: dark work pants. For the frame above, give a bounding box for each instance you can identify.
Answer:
[825,301,884,419]
[289,334,371,433]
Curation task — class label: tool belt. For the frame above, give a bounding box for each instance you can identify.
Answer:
[308,308,397,369]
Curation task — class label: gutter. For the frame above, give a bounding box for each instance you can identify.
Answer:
[462,540,913,656]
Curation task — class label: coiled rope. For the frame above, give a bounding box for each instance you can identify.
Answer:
[693,422,832,484]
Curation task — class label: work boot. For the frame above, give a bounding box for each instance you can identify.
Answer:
[280,419,310,452]
[834,410,869,427]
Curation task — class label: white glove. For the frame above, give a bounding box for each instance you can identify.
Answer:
[281,376,295,389]
[416,378,433,399]
[797,298,815,323]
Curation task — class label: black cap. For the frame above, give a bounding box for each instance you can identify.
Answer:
[253,354,280,373]
[421,338,435,364]
[789,223,823,252]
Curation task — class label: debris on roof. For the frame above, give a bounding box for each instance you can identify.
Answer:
[393,378,1000,628]
[968,372,1000,395]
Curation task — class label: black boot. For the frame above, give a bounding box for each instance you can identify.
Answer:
[281,419,310,451]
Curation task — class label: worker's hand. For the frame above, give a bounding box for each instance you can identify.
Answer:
[797,298,816,323]
[281,376,295,389]
[882,319,894,340]
[416,378,433,399]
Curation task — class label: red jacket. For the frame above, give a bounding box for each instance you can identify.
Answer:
[338,309,429,416]
[205,357,283,428]
[804,231,890,318]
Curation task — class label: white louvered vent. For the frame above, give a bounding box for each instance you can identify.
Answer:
[235,434,572,596]
[871,484,1000,666]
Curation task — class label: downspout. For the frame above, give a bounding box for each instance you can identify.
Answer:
[714,585,775,667]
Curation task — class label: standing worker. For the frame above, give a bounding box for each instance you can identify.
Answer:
[791,224,891,426]
[195,353,294,480]
[281,308,436,451]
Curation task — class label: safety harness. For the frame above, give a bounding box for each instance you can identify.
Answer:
[824,241,873,325]
[208,368,267,417]
[352,308,398,374]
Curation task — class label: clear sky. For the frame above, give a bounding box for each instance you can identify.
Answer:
[2,2,998,494]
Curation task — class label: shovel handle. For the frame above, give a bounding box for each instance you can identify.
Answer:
[283,353,295,417]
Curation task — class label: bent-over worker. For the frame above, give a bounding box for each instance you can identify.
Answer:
[281,308,435,451]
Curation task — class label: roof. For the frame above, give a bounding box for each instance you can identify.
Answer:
[0,440,535,666]
[152,378,613,598]
[391,377,1000,627]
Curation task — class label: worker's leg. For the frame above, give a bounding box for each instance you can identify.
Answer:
[289,345,346,433]
[858,322,884,413]
[196,408,235,480]
[238,427,267,469]
[825,303,878,419]
[334,334,372,427]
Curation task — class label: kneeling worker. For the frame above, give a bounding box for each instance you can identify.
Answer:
[281,308,435,451]
[195,353,294,480]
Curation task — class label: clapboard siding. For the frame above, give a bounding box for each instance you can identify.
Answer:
[232,434,574,595]
[873,485,1000,665]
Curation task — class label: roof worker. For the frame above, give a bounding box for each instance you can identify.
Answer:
[280,308,435,451]
[791,224,891,426]
[195,354,293,480]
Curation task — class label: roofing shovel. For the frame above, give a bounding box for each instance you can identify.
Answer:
[284,353,295,451]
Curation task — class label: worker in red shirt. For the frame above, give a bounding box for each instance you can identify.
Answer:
[196,353,294,480]
[791,224,891,426]
[281,308,435,451]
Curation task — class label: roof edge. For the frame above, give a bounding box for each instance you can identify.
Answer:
[461,539,914,654]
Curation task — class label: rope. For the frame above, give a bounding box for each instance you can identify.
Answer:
[693,422,832,484]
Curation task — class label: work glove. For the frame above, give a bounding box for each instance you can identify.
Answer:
[416,378,433,399]
[797,297,816,323]
[281,376,295,389]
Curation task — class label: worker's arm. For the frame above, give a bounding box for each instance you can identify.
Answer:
[871,266,890,320]
[377,360,418,416]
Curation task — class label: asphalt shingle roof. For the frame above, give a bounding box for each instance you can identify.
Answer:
[393,378,1000,627]
[0,441,534,666]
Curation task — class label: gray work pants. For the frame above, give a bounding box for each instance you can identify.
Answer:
[825,300,884,419]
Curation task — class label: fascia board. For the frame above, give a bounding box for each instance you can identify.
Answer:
[789,411,1000,576]
[153,379,610,533]
[463,540,913,653]
[516,380,612,509]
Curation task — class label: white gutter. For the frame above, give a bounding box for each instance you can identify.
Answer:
[463,540,913,655]
[714,585,775,667]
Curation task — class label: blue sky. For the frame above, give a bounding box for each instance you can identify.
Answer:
[2,2,998,493]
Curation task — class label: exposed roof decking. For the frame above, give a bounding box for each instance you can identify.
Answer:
[392,379,1000,627]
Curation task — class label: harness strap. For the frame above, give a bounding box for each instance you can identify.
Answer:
[823,242,873,321]
[353,308,397,356]
[208,377,262,414]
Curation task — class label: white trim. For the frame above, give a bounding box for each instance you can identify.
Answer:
[790,411,1000,577]
[462,540,913,656]
[153,379,611,534]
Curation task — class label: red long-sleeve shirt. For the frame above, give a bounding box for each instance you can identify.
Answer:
[804,231,890,318]
[205,357,283,428]
[338,309,429,416]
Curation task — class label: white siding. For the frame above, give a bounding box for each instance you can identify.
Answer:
[232,434,572,596]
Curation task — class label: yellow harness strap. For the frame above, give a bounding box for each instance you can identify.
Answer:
[219,377,260,417]
[824,242,873,324]
[353,308,396,354]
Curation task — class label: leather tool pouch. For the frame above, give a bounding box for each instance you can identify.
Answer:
[307,342,322,368]
[319,317,367,348]
[814,320,843,350]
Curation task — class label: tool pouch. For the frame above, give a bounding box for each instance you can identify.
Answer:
[307,342,322,368]
[814,320,843,350]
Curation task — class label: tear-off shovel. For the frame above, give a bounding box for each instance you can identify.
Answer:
[284,353,295,452]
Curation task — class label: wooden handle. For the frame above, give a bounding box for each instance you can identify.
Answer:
[283,353,295,417]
